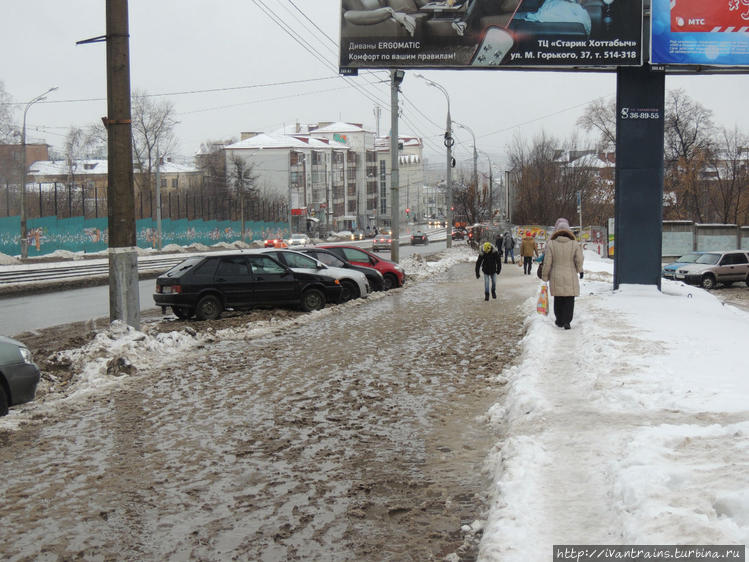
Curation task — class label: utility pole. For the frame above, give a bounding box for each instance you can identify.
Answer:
[390,70,404,262]
[105,0,139,329]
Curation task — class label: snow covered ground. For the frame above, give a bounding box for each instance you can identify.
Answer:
[3,246,748,558]
[479,252,749,560]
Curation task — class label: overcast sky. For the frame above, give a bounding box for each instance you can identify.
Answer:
[2,0,749,171]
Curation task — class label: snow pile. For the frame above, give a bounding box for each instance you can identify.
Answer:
[400,244,475,282]
[479,252,749,559]
[161,243,186,253]
[0,252,20,265]
[27,249,84,261]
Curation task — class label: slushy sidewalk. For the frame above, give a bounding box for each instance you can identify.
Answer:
[478,252,749,560]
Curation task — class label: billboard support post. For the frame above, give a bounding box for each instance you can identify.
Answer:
[614,64,665,290]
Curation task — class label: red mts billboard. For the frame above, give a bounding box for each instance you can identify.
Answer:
[670,0,749,33]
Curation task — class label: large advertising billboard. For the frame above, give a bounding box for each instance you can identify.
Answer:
[651,0,749,66]
[339,0,643,70]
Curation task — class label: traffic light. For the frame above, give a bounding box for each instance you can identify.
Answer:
[405,208,410,215]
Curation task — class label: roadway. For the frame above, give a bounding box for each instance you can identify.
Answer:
[0,228,453,336]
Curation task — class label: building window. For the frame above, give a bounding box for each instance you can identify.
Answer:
[171,178,178,188]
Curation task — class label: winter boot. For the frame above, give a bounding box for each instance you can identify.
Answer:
[484,293,490,301]
[491,289,497,299]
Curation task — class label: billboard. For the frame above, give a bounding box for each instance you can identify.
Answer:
[651,0,749,66]
[339,0,643,70]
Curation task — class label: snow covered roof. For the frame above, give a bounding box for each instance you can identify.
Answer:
[27,159,198,176]
[311,121,373,134]
[226,133,348,151]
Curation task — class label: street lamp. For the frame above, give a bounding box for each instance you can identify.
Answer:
[20,86,58,258]
[454,120,478,213]
[414,73,453,248]
[478,150,493,221]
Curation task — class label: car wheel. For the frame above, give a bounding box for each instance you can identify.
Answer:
[383,273,398,290]
[340,279,358,302]
[195,295,223,320]
[701,274,716,290]
[0,385,8,417]
[172,307,193,320]
[301,288,325,312]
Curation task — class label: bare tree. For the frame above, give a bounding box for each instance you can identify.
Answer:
[509,131,606,226]
[576,97,616,149]
[704,127,749,224]
[0,81,17,143]
[228,153,259,239]
[131,90,178,219]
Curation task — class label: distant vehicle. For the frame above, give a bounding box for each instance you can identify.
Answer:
[428,219,446,227]
[410,231,429,245]
[298,247,386,292]
[153,253,342,319]
[351,230,365,241]
[318,244,406,290]
[287,233,311,247]
[264,238,288,248]
[0,336,40,416]
[674,250,749,289]
[452,228,466,240]
[662,252,703,280]
[262,248,370,301]
[371,234,392,252]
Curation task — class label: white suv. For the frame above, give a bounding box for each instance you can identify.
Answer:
[674,250,749,289]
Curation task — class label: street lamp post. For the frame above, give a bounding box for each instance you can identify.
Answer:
[415,74,453,248]
[19,86,58,259]
[455,121,478,200]
[479,150,492,221]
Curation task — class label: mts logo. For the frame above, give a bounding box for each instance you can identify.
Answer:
[688,18,705,25]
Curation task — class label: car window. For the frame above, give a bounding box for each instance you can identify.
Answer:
[677,253,701,263]
[248,255,287,274]
[283,252,318,269]
[215,256,251,278]
[729,253,748,265]
[341,248,371,263]
[696,253,720,265]
[165,256,204,277]
[190,258,218,279]
[314,253,344,267]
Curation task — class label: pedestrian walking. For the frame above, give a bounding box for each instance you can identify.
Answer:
[540,218,584,329]
[503,231,515,264]
[475,241,502,301]
[520,233,538,275]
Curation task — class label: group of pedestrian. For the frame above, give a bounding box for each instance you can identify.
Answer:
[475,218,584,329]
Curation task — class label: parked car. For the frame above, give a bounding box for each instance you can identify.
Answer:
[372,234,392,252]
[262,248,369,301]
[318,244,405,290]
[264,237,288,248]
[674,250,749,289]
[287,233,311,247]
[153,253,343,320]
[0,336,40,416]
[298,247,386,292]
[410,231,429,245]
[662,252,703,280]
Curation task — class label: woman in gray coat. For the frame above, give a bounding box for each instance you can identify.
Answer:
[541,218,584,329]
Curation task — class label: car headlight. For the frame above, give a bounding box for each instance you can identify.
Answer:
[18,346,33,364]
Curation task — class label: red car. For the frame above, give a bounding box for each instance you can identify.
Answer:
[318,245,405,290]
[264,238,288,248]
